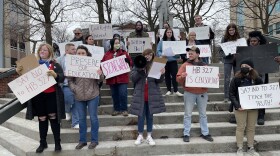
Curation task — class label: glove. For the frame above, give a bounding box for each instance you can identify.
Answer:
[124,58,130,66]
[47,70,57,78]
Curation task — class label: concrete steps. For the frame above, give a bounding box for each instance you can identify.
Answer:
[0,145,16,156]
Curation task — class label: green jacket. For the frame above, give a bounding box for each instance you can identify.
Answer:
[128,31,149,38]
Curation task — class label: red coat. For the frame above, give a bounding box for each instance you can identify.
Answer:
[101,49,133,85]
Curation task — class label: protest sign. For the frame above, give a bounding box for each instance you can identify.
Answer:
[8,65,57,104]
[236,43,279,74]
[185,66,219,88]
[101,55,131,79]
[128,38,152,53]
[238,83,280,109]
[148,57,167,79]
[159,29,181,41]
[220,38,247,56]
[188,26,210,40]
[89,24,113,40]
[147,32,155,44]
[16,54,39,75]
[186,45,211,57]
[80,44,105,57]
[162,41,186,55]
[65,54,101,79]
[58,41,82,56]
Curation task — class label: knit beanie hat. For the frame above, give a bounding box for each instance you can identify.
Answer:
[240,59,254,68]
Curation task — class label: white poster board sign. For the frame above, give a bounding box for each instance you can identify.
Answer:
[238,83,280,109]
[185,66,219,88]
[128,38,152,53]
[186,45,211,57]
[80,44,105,57]
[58,41,82,56]
[147,32,155,44]
[220,38,247,56]
[148,57,167,79]
[162,41,186,55]
[101,55,131,79]
[65,54,101,79]
[89,24,113,40]
[159,29,180,41]
[8,65,57,104]
[189,26,210,40]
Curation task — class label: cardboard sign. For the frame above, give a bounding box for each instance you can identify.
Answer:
[186,45,211,57]
[16,54,39,75]
[159,29,181,41]
[236,43,279,74]
[148,57,167,79]
[238,83,280,109]
[147,32,155,44]
[101,55,131,79]
[220,38,247,56]
[128,38,152,53]
[89,24,113,40]
[65,54,101,79]
[185,66,219,88]
[58,41,82,56]
[162,41,186,55]
[79,44,105,57]
[8,65,57,104]
[189,26,210,40]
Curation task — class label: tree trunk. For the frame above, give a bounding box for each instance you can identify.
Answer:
[96,0,105,24]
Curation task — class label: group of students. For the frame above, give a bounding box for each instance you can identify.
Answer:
[15,14,280,156]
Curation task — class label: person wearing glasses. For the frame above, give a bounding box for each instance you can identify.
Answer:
[71,28,84,42]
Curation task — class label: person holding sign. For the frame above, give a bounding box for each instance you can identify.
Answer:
[101,38,133,116]
[17,43,65,153]
[104,33,127,52]
[229,59,263,156]
[181,31,202,63]
[68,45,104,150]
[71,28,84,42]
[157,28,183,96]
[176,46,213,143]
[85,35,95,45]
[130,49,166,146]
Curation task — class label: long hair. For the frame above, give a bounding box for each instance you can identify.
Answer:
[84,35,93,44]
[37,43,55,61]
[235,68,259,81]
[224,23,240,41]
[142,49,155,72]
[162,28,176,41]
[110,38,120,51]
[76,45,92,57]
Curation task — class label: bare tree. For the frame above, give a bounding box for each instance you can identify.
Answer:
[52,23,72,43]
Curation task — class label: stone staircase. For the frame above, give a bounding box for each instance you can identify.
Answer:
[1,63,280,156]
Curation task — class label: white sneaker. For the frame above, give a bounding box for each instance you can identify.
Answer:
[134,135,144,145]
[165,91,172,96]
[236,147,244,156]
[65,113,71,121]
[174,91,183,96]
[73,124,79,129]
[146,136,155,146]
[247,147,259,156]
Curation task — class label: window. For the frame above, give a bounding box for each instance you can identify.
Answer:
[268,25,274,35]
[276,22,280,34]
[268,1,280,14]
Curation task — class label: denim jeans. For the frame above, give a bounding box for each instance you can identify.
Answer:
[110,83,128,111]
[138,102,153,133]
[224,63,237,99]
[63,86,79,127]
[183,91,209,136]
[76,96,99,143]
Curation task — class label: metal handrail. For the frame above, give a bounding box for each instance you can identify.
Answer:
[0,68,16,79]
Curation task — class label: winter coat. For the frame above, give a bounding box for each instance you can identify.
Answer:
[129,67,166,116]
[128,31,149,38]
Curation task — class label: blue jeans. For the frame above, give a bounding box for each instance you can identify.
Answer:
[201,57,209,64]
[224,63,237,99]
[63,86,79,127]
[76,96,99,143]
[110,84,128,111]
[138,102,153,133]
[183,91,209,136]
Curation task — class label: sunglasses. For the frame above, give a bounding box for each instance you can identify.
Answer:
[75,33,81,35]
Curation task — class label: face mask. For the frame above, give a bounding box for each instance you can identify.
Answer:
[241,67,250,74]
[114,44,120,49]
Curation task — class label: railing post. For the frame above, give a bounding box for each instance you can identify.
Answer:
[0,0,4,68]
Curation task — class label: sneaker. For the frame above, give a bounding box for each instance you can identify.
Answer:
[134,135,144,145]
[73,124,79,129]
[247,147,260,156]
[88,142,98,149]
[224,98,229,103]
[165,91,172,96]
[236,147,244,156]
[65,113,71,121]
[174,91,183,96]
[111,111,120,116]
[75,142,87,150]
[146,136,155,146]
[122,111,128,116]
[183,135,189,142]
[200,134,214,142]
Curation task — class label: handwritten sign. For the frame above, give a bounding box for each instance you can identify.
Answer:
[186,45,211,57]
[58,41,82,56]
[65,54,101,79]
[185,66,219,88]
[147,32,155,44]
[8,65,57,104]
[148,57,167,79]
[128,38,152,53]
[220,38,247,56]
[189,26,210,40]
[162,41,186,55]
[89,24,113,40]
[159,29,180,41]
[238,83,280,109]
[101,55,131,79]
[80,44,105,57]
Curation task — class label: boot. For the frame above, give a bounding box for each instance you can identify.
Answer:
[36,120,48,153]
[50,119,62,152]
